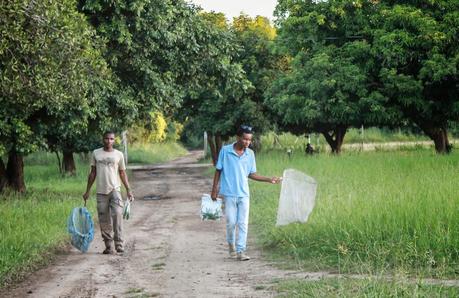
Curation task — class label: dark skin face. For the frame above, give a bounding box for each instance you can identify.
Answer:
[235,132,253,150]
[103,133,115,151]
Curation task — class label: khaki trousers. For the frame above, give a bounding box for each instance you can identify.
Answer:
[96,191,124,248]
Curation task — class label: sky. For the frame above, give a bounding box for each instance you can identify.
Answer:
[189,0,278,21]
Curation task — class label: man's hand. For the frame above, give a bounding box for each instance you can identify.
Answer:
[127,190,134,202]
[83,191,90,201]
[270,177,282,184]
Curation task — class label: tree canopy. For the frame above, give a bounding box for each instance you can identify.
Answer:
[269,0,458,153]
[1,0,112,190]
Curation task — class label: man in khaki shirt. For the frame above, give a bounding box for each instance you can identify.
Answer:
[83,131,134,254]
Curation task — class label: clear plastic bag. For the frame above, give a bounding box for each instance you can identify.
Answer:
[201,194,222,220]
[276,169,317,226]
[123,199,131,220]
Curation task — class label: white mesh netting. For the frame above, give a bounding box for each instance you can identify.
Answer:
[276,169,317,226]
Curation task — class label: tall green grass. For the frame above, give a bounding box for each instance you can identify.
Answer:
[250,149,459,278]
[0,142,187,286]
[275,277,459,297]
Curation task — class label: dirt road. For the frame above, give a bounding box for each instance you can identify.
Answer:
[2,151,286,298]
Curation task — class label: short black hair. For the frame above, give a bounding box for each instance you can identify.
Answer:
[236,125,254,137]
[103,131,115,137]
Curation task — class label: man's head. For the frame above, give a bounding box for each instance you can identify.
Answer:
[103,131,115,150]
[236,125,253,149]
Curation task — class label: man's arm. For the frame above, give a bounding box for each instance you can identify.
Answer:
[249,173,282,184]
[211,170,221,201]
[83,166,97,202]
[119,169,134,201]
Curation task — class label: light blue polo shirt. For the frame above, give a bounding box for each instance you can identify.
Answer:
[216,143,257,197]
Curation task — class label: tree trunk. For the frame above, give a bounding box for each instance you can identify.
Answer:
[207,133,224,166]
[63,150,76,175]
[215,134,222,158]
[419,125,451,154]
[208,132,218,166]
[6,150,26,192]
[55,151,62,174]
[321,125,347,154]
[0,158,7,192]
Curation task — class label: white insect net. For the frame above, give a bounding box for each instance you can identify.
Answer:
[276,169,317,226]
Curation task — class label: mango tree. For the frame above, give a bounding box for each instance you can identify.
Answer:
[370,1,459,153]
[0,0,109,191]
[269,0,394,153]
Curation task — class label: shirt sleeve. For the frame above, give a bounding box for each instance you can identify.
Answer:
[90,151,96,167]
[215,147,225,170]
[249,152,257,174]
[119,152,126,170]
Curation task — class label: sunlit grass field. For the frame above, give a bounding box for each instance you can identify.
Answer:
[0,142,187,286]
[250,149,459,279]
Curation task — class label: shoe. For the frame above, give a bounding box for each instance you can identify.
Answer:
[228,244,236,258]
[237,252,250,261]
[116,246,124,253]
[103,247,114,254]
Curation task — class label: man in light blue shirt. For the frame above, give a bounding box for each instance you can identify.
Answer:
[211,125,281,261]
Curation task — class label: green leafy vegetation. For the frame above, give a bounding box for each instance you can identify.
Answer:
[270,0,459,154]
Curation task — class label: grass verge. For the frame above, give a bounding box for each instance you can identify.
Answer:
[250,149,459,278]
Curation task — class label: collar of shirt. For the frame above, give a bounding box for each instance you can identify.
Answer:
[230,142,249,158]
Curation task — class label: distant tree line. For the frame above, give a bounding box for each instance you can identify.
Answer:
[1,0,458,192]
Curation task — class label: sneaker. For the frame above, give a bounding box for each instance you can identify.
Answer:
[103,247,114,254]
[237,252,250,261]
[116,246,124,253]
[228,244,236,258]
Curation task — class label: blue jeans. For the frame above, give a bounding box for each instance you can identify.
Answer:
[224,196,250,253]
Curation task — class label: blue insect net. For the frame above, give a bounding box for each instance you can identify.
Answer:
[67,207,94,253]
